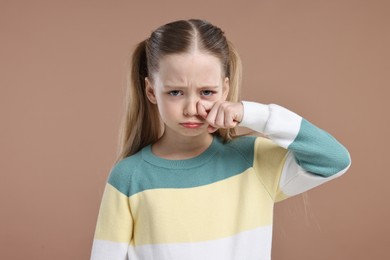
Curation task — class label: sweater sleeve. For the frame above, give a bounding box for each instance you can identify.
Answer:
[239,101,351,202]
[90,162,134,259]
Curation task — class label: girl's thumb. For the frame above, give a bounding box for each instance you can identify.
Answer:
[197,100,212,119]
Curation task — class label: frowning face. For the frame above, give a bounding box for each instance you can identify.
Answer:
[145,51,229,141]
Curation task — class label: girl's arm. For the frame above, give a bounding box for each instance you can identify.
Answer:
[238,101,351,201]
[200,100,351,201]
[91,163,134,259]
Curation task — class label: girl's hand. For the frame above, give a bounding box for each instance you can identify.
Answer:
[197,101,244,133]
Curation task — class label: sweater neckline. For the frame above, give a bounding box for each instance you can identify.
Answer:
[141,135,222,169]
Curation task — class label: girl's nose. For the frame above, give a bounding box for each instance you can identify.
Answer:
[183,98,199,117]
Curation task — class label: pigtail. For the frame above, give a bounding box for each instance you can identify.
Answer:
[217,39,243,141]
[226,40,242,103]
[115,40,161,164]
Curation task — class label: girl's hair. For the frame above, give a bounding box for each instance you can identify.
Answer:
[115,19,243,164]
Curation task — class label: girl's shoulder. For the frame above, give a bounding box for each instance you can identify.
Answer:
[220,135,260,163]
[106,150,144,197]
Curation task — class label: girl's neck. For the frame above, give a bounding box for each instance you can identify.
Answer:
[151,132,214,160]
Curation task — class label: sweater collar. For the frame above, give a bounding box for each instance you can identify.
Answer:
[141,135,223,169]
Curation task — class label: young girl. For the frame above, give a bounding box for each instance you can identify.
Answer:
[91,19,351,260]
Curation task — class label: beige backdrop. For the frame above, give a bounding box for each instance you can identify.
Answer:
[1,0,389,259]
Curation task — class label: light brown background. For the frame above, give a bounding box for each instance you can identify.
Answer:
[1,0,389,259]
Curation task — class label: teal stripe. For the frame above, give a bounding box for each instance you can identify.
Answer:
[288,119,351,177]
[108,136,256,197]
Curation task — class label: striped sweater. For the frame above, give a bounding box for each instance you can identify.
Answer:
[91,101,351,260]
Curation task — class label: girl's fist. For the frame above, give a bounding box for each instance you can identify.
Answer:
[197,101,243,133]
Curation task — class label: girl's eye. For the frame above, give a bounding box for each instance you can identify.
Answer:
[201,90,214,96]
[168,90,183,96]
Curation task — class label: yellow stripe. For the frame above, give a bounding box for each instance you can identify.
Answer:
[94,183,133,243]
[130,168,274,245]
[253,137,289,202]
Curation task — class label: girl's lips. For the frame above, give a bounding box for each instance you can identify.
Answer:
[180,122,204,128]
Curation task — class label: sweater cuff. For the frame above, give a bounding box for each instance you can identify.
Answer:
[238,101,270,133]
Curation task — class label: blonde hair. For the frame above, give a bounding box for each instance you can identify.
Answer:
[115,19,243,164]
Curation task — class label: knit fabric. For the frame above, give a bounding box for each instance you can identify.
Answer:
[91,101,351,260]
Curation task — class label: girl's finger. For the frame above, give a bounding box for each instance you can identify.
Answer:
[224,109,236,127]
[215,104,226,127]
[205,101,220,127]
[225,104,242,127]
[196,101,209,119]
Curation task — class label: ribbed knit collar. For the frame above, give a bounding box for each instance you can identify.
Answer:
[141,135,223,169]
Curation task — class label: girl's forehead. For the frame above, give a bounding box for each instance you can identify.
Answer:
[156,52,223,84]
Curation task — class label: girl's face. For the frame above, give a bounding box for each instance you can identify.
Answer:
[145,52,229,141]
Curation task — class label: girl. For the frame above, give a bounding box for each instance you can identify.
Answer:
[91,19,351,260]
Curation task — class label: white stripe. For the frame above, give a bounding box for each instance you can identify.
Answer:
[239,101,270,133]
[265,104,302,148]
[279,151,349,196]
[91,239,129,260]
[128,226,273,260]
[239,102,302,148]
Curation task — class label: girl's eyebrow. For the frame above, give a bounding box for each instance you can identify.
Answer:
[163,85,219,89]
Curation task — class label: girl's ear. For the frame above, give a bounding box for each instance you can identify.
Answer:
[222,77,230,100]
[145,77,157,104]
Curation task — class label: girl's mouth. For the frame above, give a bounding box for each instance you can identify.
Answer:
[180,122,204,128]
